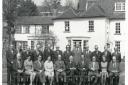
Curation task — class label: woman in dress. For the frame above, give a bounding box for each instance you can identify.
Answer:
[44,55,54,85]
[100,55,109,85]
[24,55,36,85]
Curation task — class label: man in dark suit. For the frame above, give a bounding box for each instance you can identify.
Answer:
[102,45,112,62]
[34,55,45,85]
[54,46,63,61]
[55,55,66,84]
[63,45,73,64]
[43,44,55,62]
[6,44,17,85]
[13,53,24,85]
[23,47,31,61]
[112,47,121,63]
[92,45,102,62]
[83,46,92,66]
[109,56,120,85]
[32,44,43,62]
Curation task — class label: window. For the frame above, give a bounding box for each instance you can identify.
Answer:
[115,23,121,34]
[89,20,94,32]
[65,21,70,32]
[42,25,49,34]
[115,2,125,11]
[83,40,88,49]
[22,25,30,34]
[35,25,42,35]
[115,41,120,52]
[31,41,34,50]
[16,41,28,50]
[15,25,22,34]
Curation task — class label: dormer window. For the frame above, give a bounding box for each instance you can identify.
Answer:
[115,2,125,12]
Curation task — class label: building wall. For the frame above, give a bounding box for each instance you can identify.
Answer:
[109,19,126,58]
[51,18,107,51]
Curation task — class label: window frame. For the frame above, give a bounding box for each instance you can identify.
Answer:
[65,21,70,32]
[15,25,22,34]
[115,2,125,12]
[115,22,121,35]
[115,41,120,52]
[22,25,30,34]
[88,20,94,32]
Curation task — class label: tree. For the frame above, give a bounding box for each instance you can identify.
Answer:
[17,0,39,16]
[3,0,18,45]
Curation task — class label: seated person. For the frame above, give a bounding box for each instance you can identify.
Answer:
[100,55,109,85]
[66,55,78,77]
[24,55,36,85]
[55,54,66,84]
[88,56,99,83]
[78,54,89,85]
[34,55,45,85]
[44,56,54,85]
[13,53,24,84]
[109,56,120,85]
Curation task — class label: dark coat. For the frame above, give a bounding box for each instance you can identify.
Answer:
[92,50,102,62]
[43,48,55,61]
[55,60,65,71]
[112,52,121,63]
[32,50,43,62]
[6,49,17,68]
[34,60,44,72]
[83,50,92,64]
[13,59,24,72]
[63,51,73,63]
[54,50,63,60]
[78,60,88,71]
[102,51,112,62]
[22,50,32,61]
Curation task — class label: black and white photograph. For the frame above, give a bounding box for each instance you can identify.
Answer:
[2,0,127,85]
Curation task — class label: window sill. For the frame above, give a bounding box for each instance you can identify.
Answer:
[88,31,95,32]
[114,33,121,35]
[64,31,70,33]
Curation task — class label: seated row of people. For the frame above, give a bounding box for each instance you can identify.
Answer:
[13,51,120,85]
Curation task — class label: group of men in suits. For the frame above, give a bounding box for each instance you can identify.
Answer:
[6,43,121,85]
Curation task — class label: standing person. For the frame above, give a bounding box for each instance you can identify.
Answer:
[32,44,43,62]
[6,44,17,85]
[54,46,63,61]
[112,47,121,63]
[23,47,32,61]
[44,56,54,85]
[83,46,92,65]
[13,53,24,85]
[63,45,73,64]
[109,56,120,85]
[34,55,45,85]
[72,43,82,65]
[102,45,112,62]
[55,55,66,85]
[43,44,55,62]
[92,45,102,62]
[24,55,36,85]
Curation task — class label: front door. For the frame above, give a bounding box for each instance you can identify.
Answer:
[73,40,82,48]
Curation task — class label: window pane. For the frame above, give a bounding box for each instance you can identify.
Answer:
[115,41,120,52]
[15,25,21,34]
[36,25,42,35]
[89,20,94,32]
[115,23,120,34]
[65,21,70,31]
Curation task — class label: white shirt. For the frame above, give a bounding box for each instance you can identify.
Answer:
[44,60,54,72]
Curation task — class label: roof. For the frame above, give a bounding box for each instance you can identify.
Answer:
[80,4,106,18]
[109,13,125,19]
[53,8,78,19]
[15,16,53,25]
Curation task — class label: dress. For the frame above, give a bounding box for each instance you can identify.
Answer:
[44,60,54,77]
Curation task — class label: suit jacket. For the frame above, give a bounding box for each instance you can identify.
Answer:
[13,59,24,72]
[55,60,65,71]
[34,60,44,72]
[54,50,63,60]
[102,51,112,62]
[83,50,92,64]
[6,49,17,67]
[89,62,99,71]
[66,61,77,70]
[43,48,55,61]
[112,52,121,63]
[78,60,88,70]
[92,51,102,62]
[63,51,73,63]
[23,50,32,61]
[108,61,120,72]
[32,50,43,62]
